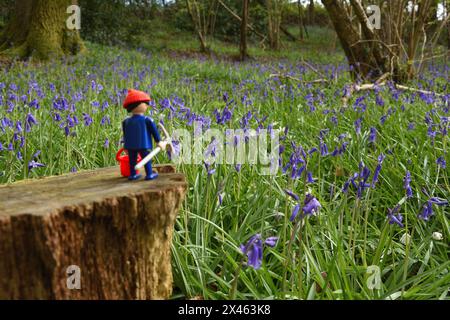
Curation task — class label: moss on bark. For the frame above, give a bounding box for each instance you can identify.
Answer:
[0,0,84,60]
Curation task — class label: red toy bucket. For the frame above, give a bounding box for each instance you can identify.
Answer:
[116,148,142,177]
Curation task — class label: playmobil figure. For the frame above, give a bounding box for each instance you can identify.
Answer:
[122,89,167,181]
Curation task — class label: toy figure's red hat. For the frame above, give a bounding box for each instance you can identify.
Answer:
[123,89,151,109]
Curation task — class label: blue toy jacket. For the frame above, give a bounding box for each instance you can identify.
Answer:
[122,115,161,150]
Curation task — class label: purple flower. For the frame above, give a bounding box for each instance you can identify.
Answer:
[101,116,110,126]
[376,94,384,106]
[103,138,109,148]
[308,147,318,155]
[264,237,278,247]
[403,171,413,198]
[289,203,301,221]
[303,194,321,215]
[28,160,45,171]
[428,197,448,206]
[354,118,362,135]
[25,113,38,131]
[82,113,93,126]
[343,163,371,198]
[214,106,233,125]
[284,189,299,201]
[418,198,448,221]
[307,171,316,183]
[240,234,277,270]
[436,156,446,169]
[320,140,329,156]
[369,127,377,144]
[387,205,404,227]
[203,162,215,176]
[15,121,23,133]
[419,201,433,221]
[372,153,385,187]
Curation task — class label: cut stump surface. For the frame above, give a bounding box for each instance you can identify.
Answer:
[0,165,187,300]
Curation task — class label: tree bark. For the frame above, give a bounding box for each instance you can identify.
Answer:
[240,0,249,61]
[297,0,307,40]
[322,0,380,80]
[308,0,314,25]
[266,0,281,50]
[0,0,84,60]
[0,165,187,299]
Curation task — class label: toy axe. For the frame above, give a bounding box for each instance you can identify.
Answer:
[135,123,173,170]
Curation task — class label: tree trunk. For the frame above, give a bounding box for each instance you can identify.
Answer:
[297,0,306,40]
[308,0,314,25]
[240,0,249,61]
[0,165,187,299]
[266,0,281,50]
[185,0,210,53]
[322,0,381,80]
[0,0,84,60]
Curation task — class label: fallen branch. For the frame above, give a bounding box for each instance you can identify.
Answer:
[280,25,300,42]
[342,80,445,107]
[300,59,328,81]
[269,73,329,84]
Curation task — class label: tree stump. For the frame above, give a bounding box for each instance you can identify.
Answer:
[0,165,187,300]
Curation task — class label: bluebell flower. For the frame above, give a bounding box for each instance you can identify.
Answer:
[357,165,371,198]
[354,118,362,135]
[289,204,301,221]
[343,163,371,198]
[240,234,278,270]
[101,116,110,126]
[436,156,446,169]
[403,171,413,198]
[419,201,433,221]
[15,121,23,133]
[308,147,318,155]
[284,189,299,201]
[376,94,384,106]
[25,113,38,132]
[203,162,216,176]
[320,140,329,156]
[387,205,404,227]
[369,127,377,144]
[428,197,448,206]
[264,237,278,247]
[28,160,45,171]
[302,194,321,216]
[307,171,316,183]
[82,113,93,126]
[418,198,448,221]
[372,153,385,187]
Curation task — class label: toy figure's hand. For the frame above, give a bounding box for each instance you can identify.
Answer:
[158,141,168,151]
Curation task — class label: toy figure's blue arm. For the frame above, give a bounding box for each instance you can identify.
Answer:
[146,117,161,143]
[121,120,126,145]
